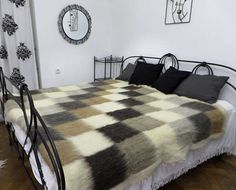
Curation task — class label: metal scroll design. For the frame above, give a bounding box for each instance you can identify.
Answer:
[192,62,214,75]
[158,53,179,71]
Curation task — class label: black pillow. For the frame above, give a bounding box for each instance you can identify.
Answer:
[116,63,136,81]
[129,61,164,86]
[153,67,191,94]
[174,74,229,103]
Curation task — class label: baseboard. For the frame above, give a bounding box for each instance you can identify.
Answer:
[233,147,236,156]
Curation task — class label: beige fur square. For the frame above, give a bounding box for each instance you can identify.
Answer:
[56,120,92,136]
[71,107,102,118]
[81,97,110,106]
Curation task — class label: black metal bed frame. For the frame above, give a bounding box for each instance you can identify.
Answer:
[0,53,236,190]
[121,53,236,92]
[0,67,65,190]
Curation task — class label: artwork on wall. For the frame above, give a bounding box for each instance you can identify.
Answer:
[16,43,32,61]
[2,14,18,36]
[165,0,193,25]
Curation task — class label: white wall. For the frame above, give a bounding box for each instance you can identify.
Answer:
[33,0,236,100]
[112,0,236,66]
[33,0,113,88]
[111,0,236,106]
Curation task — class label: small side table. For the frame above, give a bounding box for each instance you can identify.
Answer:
[94,55,124,81]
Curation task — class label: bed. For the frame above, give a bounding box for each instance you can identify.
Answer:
[0,54,236,190]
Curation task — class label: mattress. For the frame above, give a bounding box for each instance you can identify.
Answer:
[5,90,236,190]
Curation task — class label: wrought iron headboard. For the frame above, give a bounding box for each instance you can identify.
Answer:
[0,67,65,190]
[121,53,236,93]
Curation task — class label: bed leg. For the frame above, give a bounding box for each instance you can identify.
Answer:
[6,123,13,146]
[217,153,225,160]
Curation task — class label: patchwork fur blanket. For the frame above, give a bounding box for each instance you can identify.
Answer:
[5,80,227,190]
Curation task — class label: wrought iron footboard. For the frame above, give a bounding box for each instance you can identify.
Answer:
[0,67,65,190]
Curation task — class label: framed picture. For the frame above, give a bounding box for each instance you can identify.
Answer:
[165,0,193,25]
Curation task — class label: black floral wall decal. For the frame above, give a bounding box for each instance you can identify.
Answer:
[0,45,8,59]
[8,0,15,3]
[8,0,25,7]
[10,68,25,86]
[16,43,32,61]
[2,14,18,36]
[15,0,26,7]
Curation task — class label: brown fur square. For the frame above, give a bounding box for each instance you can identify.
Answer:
[56,120,92,136]
[81,97,110,106]
[71,107,102,118]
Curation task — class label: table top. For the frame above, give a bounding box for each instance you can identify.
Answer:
[95,56,123,63]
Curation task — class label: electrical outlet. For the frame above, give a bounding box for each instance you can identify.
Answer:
[56,68,61,75]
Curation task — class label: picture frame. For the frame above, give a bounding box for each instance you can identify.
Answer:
[165,0,193,25]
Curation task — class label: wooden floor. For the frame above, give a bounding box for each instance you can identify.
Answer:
[0,124,236,190]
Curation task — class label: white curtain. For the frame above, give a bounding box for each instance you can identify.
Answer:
[0,0,38,90]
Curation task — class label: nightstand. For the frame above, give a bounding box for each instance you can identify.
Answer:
[94,56,124,81]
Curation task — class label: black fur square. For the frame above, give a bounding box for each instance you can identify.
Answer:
[98,123,139,143]
[86,146,127,190]
[43,111,78,126]
[108,108,141,121]
[118,98,143,107]
[59,101,87,110]
[120,91,142,97]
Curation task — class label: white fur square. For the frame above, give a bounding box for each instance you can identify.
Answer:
[34,99,56,108]
[148,92,176,100]
[93,102,126,113]
[144,124,183,162]
[69,130,113,156]
[146,110,184,123]
[63,159,93,190]
[45,92,68,98]
[103,94,128,101]
[5,108,23,124]
[110,82,129,88]
[58,85,80,92]
[82,114,118,128]
[107,88,128,93]
[144,124,176,149]
[148,100,178,110]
